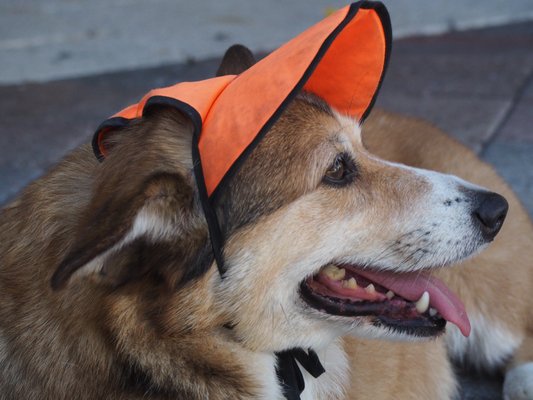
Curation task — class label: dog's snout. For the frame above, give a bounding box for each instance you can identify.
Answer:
[471,191,508,241]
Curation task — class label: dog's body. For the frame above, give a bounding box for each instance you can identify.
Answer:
[1,49,532,400]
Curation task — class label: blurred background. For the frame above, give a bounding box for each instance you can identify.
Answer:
[1,1,533,398]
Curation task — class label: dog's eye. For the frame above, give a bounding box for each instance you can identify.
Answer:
[323,154,356,186]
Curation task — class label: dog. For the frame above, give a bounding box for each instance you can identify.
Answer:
[0,44,531,400]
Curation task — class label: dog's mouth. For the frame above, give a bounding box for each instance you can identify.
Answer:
[300,264,471,338]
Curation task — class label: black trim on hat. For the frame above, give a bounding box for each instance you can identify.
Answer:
[360,2,392,123]
[92,97,227,278]
[92,117,131,161]
[210,0,391,203]
[143,96,226,276]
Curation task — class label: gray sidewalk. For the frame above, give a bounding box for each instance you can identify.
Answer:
[2,0,533,84]
[0,15,532,400]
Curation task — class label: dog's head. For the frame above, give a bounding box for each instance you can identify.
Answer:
[51,45,508,354]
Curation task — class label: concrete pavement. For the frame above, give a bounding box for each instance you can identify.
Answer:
[2,0,533,84]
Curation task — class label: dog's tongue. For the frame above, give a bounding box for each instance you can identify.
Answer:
[356,269,471,337]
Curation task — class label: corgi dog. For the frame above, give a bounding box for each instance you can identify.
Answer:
[0,44,530,400]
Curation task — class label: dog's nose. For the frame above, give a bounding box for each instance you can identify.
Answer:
[472,191,508,241]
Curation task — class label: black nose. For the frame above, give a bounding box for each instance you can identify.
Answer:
[472,191,508,241]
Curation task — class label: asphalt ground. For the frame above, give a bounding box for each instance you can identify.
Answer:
[1,21,532,400]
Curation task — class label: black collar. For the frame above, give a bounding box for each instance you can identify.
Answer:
[275,348,325,400]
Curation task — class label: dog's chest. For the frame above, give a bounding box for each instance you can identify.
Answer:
[299,340,349,400]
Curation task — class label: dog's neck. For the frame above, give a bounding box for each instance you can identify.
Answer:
[275,348,326,399]
[269,339,349,400]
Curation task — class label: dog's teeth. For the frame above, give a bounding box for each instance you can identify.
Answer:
[342,277,358,289]
[415,291,430,314]
[338,268,346,280]
[385,290,395,300]
[323,264,338,273]
[429,307,438,317]
[322,265,345,281]
[364,284,375,294]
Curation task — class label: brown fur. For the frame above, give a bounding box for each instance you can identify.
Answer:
[343,337,455,400]
[0,111,262,399]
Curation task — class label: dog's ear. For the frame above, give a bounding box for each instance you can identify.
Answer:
[51,171,204,290]
[216,44,256,76]
[51,110,211,290]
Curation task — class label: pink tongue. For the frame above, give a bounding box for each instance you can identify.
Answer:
[356,269,471,337]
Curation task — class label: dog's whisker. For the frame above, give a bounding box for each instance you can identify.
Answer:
[367,231,419,265]
[279,302,292,328]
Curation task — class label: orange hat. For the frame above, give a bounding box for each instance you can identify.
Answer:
[93,1,391,274]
